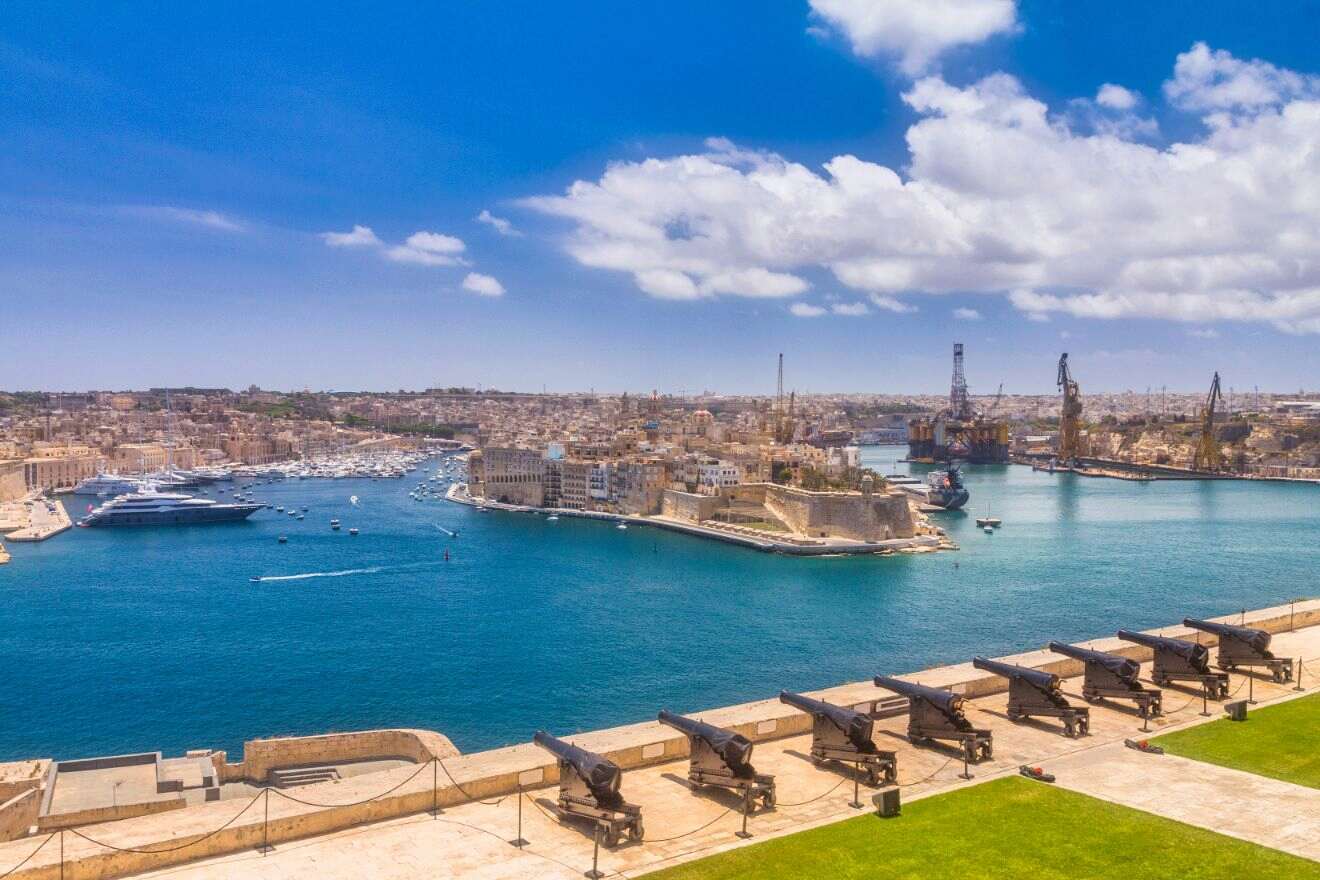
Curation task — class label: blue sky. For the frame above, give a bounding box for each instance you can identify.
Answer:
[4,1,1320,394]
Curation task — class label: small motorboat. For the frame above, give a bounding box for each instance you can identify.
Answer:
[349,528,359,536]
[249,576,261,582]
[296,514,304,521]
[983,526,994,534]
[546,515,559,521]
[616,522,628,530]
[276,506,284,513]
[278,535,288,543]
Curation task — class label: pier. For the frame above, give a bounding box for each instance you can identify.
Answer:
[0,495,72,543]
[0,599,1315,879]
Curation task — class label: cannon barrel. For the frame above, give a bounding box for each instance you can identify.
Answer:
[778,691,873,749]
[533,731,622,801]
[873,675,965,716]
[1117,629,1208,664]
[657,710,754,772]
[972,656,1060,692]
[1048,641,1141,683]
[1183,619,1272,654]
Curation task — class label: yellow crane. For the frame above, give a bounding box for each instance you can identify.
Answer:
[1057,353,1083,463]
[1193,372,1224,471]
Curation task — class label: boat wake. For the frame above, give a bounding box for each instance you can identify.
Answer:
[250,560,445,583]
[433,523,456,537]
[252,567,383,582]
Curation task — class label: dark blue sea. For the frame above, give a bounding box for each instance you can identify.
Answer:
[1,448,1316,763]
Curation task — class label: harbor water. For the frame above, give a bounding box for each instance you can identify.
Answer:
[1,447,1317,763]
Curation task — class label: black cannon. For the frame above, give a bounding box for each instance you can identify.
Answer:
[972,657,1089,737]
[1117,630,1229,698]
[873,675,993,763]
[657,710,775,809]
[532,731,643,846]
[778,691,896,785]
[1048,641,1163,718]
[1183,619,1294,683]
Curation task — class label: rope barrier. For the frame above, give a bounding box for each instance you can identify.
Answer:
[267,758,433,809]
[0,833,54,880]
[772,775,850,807]
[67,791,264,854]
[897,755,958,788]
[435,757,508,806]
[642,808,736,844]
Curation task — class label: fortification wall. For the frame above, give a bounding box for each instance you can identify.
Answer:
[764,484,915,541]
[228,729,459,784]
[0,789,40,843]
[660,490,719,523]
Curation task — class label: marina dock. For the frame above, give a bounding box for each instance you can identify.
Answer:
[3,496,73,542]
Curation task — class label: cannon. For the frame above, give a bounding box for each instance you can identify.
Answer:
[1048,641,1163,718]
[1183,619,1294,683]
[658,711,775,809]
[1117,630,1229,698]
[532,731,642,846]
[972,657,1089,737]
[872,675,993,763]
[778,692,896,785]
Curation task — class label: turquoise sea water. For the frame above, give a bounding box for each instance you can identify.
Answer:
[1,448,1317,763]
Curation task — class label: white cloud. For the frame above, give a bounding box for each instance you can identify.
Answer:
[476,209,521,237]
[528,45,1320,335]
[320,224,381,247]
[868,294,917,314]
[953,307,982,320]
[1188,327,1220,339]
[127,205,243,232]
[790,302,827,317]
[385,231,468,266]
[808,0,1018,75]
[462,272,505,297]
[1096,83,1138,110]
[1165,42,1320,112]
[831,301,870,316]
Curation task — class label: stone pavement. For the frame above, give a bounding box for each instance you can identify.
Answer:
[121,625,1318,880]
[1048,728,1320,862]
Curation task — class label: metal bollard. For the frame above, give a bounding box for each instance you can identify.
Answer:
[1295,658,1305,692]
[510,787,528,848]
[585,825,603,879]
[1199,680,1211,717]
[736,787,752,839]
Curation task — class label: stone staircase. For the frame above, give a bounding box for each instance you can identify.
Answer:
[269,766,341,788]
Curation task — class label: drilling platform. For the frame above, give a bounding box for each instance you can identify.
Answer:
[907,344,1010,464]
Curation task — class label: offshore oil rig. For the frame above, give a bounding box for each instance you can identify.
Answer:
[907,344,1009,463]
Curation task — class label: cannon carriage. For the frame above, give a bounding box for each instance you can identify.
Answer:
[1183,619,1293,683]
[1117,630,1230,698]
[1048,641,1163,718]
[873,675,993,763]
[972,656,1090,737]
[532,731,643,847]
[657,710,776,809]
[778,692,897,785]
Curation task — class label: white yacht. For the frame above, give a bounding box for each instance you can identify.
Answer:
[79,492,263,527]
[71,474,147,496]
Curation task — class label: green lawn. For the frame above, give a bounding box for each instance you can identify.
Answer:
[1152,692,1319,788]
[643,776,1319,880]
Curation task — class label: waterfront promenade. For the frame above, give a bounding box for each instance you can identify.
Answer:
[1,600,1315,879]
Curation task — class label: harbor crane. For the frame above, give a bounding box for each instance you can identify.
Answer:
[1057,353,1083,464]
[1193,372,1224,471]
